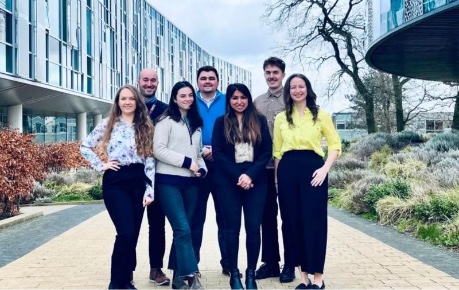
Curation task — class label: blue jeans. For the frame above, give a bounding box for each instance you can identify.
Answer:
[157,184,199,276]
[191,163,228,269]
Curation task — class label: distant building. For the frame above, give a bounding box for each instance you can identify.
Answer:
[405,111,453,134]
[0,0,251,142]
[332,111,368,141]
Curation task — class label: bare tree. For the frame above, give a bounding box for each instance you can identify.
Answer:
[263,0,377,132]
[346,70,394,132]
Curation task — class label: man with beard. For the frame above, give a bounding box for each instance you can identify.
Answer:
[253,57,295,284]
[191,65,229,275]
[137,68,170,286]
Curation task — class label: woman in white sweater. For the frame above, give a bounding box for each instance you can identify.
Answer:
[153,81,206,290]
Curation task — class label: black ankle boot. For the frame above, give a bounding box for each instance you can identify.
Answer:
[245,269,257,289]
[229,269,244,289]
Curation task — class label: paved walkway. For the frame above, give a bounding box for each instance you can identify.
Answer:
[0,201,458,289]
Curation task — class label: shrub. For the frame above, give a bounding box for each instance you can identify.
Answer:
[29,181,56,202]
[364,178,410,214]
[383,159,427,179]
[0,128,47,218]
[376,196,414,226]
[423,131,459,152]
[347,173,388,214]
[53,183,92,202]
[73,168,102,185]
[388,130,425,150]
[349,132,389,159]
[412,148,441,166]
[388,151,418,164]
[44,172,74,187]
[328,169,370,189]
[431,157,459,188]
[88,183,103,200]
[39,142,90,172]
[416,223,444,245]
[414,194,459,223]
[333,157,367,171]
[341,139,351,152]
[369,145,392,171]
[33,197,53,204]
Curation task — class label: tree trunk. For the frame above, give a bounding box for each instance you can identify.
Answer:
[452,92,459,131]
[354,77,377,133]
[392,75,405,132]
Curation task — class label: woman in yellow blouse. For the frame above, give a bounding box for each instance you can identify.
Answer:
[273,73,341,290]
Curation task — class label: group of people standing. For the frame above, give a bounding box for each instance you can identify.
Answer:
[80,57,341,290]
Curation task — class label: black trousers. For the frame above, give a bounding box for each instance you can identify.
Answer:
[147,187,166,269]
[102,164,146,284]
[260,169,281,264]
[217,183,267,271]
[191,163,227,268]
[277,150,328,274]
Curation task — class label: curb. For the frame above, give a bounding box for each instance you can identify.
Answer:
[0,211,43,230]
[20,200,104,207]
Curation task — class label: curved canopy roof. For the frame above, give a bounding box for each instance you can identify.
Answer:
[366,4,459,82]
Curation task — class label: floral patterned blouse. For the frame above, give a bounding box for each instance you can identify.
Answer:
[80,117,155,199]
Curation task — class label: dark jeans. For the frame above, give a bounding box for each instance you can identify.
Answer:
[147,187,166,269]
[260,169,281,264]
[157,184,199,276]
[102,164,146,284]
[277,150,328,274]
[218,183,267,271]
[191,164,228,268]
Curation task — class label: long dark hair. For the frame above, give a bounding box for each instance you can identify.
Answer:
[161,81,203,134]
[284,74,319,126]
[224,83,263,145]
[98,85,154,159]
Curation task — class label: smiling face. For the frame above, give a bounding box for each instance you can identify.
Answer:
[230,89,249,115]
[118,88,137,116]
[289,77,308,105]
[174,87,195,113]
[138,69,159,99]
[264,64,285,91]
[197,71,218,95]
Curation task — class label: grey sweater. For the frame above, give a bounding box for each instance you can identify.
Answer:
[153,116,207,181]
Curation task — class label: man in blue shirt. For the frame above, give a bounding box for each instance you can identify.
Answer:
[192,65,229,274]
[138,68,170,286]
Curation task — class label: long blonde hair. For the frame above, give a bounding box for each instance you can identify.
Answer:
[96,85,154,160]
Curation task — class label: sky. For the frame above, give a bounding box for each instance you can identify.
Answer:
[148,0,351,113]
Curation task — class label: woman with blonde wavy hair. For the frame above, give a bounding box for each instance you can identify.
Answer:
[80,84,154,290]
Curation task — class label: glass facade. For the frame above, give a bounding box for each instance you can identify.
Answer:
[369,0,459,42]
[0,0,251,142]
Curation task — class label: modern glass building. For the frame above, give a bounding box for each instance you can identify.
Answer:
[365,0,459,82]
[0,0,251,142]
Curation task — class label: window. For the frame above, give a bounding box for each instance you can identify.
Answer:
[426,120,444,133]
[86,8,92,55]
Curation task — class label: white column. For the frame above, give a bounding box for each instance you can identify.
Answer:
[77,112,87,141]
[7,104,23,133]
[94,114,102,126]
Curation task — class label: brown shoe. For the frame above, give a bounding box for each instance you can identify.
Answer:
[149,268,171,286]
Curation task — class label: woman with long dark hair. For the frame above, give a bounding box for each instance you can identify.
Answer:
[273,74,341,289]
[153,81,206,289]
[212,83,272,289]
[80,84,154,290]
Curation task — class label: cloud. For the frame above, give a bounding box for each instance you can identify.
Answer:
[146,0,351,113]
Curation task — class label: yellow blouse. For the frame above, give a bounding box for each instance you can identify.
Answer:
[273,107,341,159]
